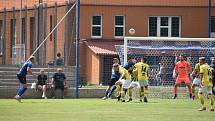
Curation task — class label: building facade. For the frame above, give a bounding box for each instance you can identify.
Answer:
[0,0,215,85]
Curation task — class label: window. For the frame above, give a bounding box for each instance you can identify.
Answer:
[149,17,157,36]
[92,15,102,38]
[211,16,215,32]
[30,17,35,54]
[21,18,26,44]
[10,19,16,57]
[0,20,2,54]
[115,16,125,37]
[50,15,53,41]
[149,16,181,37]
[171,17,180,37]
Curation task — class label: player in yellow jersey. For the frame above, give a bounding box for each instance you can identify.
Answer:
[198,57,214,111]
[127,57,149,102]
[191,59,201,100]
[114,63,131,102]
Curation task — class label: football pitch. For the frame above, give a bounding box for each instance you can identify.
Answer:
[0,99,214,121]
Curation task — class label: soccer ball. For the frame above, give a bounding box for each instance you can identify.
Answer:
[129,28,135,35]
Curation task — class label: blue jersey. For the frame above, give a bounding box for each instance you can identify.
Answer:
[111,70,121,80]
[18,61,33,77]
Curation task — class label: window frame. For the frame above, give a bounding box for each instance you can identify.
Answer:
[148,16,181,37]
[91,15,102,39]
[114,15,125,38]
[0,20,2,54]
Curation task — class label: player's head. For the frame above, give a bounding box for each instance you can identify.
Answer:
[127,56,133,64]
[29,56,35,63]
[112,63,119,71]
[179,54,186,61]
[212,57,215,64]
[140,56,147,63]
[57,68,63,73]
[113,58,119,64]
[199,57,206,64]
[57,52,61,57]
[40,69,45,75]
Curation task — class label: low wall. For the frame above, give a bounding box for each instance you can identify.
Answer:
[0,87,105,99]
[0,86,192,99]
[0,87,192,99]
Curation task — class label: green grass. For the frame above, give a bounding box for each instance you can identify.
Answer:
[0,99,214,121]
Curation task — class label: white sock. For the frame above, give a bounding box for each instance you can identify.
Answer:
[42,93,45,97]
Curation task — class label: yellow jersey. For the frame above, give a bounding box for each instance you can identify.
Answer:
[194,63,201,77]
[119,66,131,80]
[200,63,213,87]
[134,62,149,81]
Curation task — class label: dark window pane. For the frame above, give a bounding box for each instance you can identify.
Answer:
[160,28,168,37]
[10,19,16,57]
[21,18,26,44]
[149,17,157,36]
[212,16,215,32]
[50,16,53,41]
[0,20,2,53]
[92,27,101,36]
[161,17,168,26]
[171,17,180,37]
[115,27,124,36]
[0,20,2,38]
[115,16,124,25]
[30,17,35,54]
[93,16,101,25]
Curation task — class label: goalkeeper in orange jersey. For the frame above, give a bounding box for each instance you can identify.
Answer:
[172,54,193,99]
[198,57,214,111]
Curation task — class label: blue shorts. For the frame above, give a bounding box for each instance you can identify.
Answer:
[17,74,26,84]
[109,78,119,86]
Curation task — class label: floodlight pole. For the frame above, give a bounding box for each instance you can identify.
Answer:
[75,0,80,98]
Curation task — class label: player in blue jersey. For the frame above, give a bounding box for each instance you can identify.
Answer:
[14,56,35,102]
[102,58,121,100]
[210,57,215,95]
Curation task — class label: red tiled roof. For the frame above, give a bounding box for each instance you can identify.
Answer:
[81,0,215,7]
[1,0,215,10]
[0,0,72,10]
[84,40,123,55]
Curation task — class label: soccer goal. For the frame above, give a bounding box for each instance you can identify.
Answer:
[115,37,215,87]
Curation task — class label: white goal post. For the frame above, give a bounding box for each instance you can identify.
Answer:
[123,37,215,64]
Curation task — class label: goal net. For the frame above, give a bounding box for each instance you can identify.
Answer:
[12,44,25,65]
[115,37,215,98]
